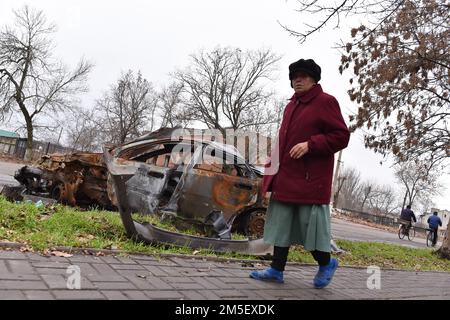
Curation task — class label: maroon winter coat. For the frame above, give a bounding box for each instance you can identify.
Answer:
[262,84,350,204]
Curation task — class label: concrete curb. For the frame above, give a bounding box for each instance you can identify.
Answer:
[1,241,449,274]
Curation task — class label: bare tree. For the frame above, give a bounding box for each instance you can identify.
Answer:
[65,108,102,152]
[0,6,93,160]
[338,166,362,209]
[95,70,158,144]
[394,159,443,210]
[174,47,281,134]
[158,82,193,128]
[367,184,398,215]
[359,180,376,212]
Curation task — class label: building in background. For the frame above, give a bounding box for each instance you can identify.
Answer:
[0,129,19,156]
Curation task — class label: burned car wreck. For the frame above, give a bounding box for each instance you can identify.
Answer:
[14,152,112,209]
[12,128,273,256]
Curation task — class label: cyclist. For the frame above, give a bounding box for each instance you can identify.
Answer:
[399,205,417,235]
[427,211,442,246]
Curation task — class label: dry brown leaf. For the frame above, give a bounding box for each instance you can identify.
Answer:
[19,246,34,253]
[51,251,73,258]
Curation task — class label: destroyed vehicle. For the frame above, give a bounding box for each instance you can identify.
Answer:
[13,129,268,239]
[104,128,272,256]
[14,153,113,209]
[105,129,268,239]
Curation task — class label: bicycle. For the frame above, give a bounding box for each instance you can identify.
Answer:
[398,222,415,241]
[426,228,436,247]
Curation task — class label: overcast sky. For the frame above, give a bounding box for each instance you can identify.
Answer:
[1,0,448,210]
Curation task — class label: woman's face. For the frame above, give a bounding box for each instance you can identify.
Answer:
[291,71,316,93]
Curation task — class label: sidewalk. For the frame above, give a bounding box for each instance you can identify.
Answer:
[1,249,449,300]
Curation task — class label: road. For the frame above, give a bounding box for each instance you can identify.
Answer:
[331,216,439,249]
[0,160,440,249]
[0,160,22,189]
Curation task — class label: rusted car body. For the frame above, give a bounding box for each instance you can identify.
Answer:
[12,128,272,255]
[14,153,113,209]
[104,128,271,254]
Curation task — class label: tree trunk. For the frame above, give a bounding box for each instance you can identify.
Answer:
[438,223,450,260]
[24,116,33,162]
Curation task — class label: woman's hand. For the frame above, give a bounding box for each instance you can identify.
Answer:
[289,142,309,159]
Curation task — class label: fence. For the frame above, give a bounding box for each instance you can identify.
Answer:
[338,207,399,227]
[13,138,73,161]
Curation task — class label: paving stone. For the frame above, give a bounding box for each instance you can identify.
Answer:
[99,256,122,264]
[192,277,221,290]
[0,290,27,300]
[0,280,47,290]
[6,260,35,274]
[91,263,121,276]
[23,290,55,300]
[67,255,103,264]
[204,277,231,290]
[124,275,155,290]
[169,282,206,290]
[217,277,250,284]
[92,281,137,290]
[195,290,221,300]
[143,265,170,277]
[33,267,68,275]
[76,263,99,276]
[144,276,173,290]
[129,254,158,262]
[163,276,196,284]
[52,290,105,300]
[144,290,184,300]
[121,290,150,300]
[178,290,206,300]
[31,262,71,269]
[169,257,194,267]
[0,251,27,260]
[25,253,52,261]
[0,260,8,274]
[110,264,145,270]
[211,289,248,299]
[0,273,41,281]
[114,256,137,264]
[101,290,149,300]
[101,290,128,300]
[87,275,127,282]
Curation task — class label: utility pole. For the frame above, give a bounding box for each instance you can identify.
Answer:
[332,150,343,208]
[57,127,63,145]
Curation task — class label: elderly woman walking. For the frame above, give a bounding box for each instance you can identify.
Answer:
[250,58,350,289]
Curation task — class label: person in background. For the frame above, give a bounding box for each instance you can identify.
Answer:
[427,211,442,246]
[399,204,417,234]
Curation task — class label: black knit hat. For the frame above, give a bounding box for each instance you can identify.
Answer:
[289,59,321,87]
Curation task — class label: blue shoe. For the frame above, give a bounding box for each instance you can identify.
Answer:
[313,258,338,289]
[249,267,284,283]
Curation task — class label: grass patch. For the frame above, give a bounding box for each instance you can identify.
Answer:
[1,195,450,271]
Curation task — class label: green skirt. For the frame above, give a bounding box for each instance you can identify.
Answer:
[263,199,331,252]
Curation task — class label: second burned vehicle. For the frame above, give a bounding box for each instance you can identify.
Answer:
[14,128,269,241]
